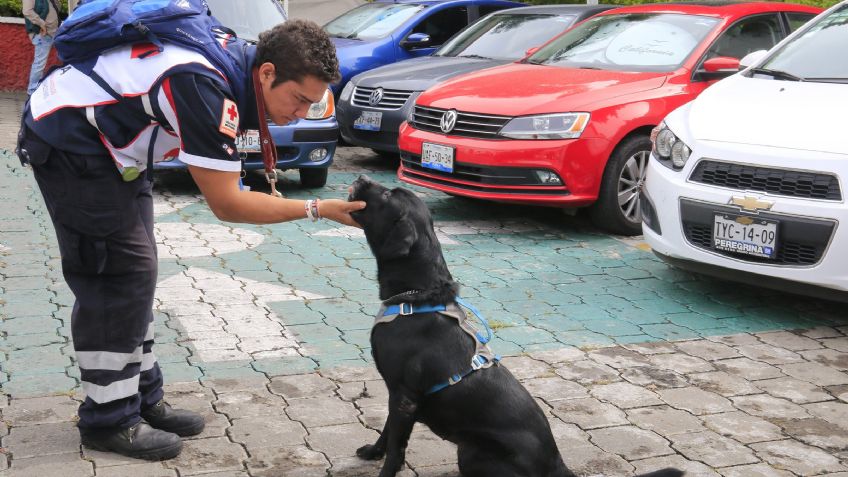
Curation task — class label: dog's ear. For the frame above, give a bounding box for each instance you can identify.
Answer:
[379,216,418,260]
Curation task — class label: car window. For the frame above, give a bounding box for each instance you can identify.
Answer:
[206,0,286,43]
[478,5,514,17]
[437,13,576,60]
[324,3,426,41]
[705,14,782,60]
[786,12,817,32]
[761,3,848,83]
[527,13,719,72]
[410,6,469,46]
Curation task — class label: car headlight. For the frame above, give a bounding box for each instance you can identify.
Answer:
[339,81,355,103]
[306,90,335,120]
[499,113,590,140]
[651,122,691,170]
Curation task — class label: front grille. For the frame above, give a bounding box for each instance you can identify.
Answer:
[352,86,413,110]
[400,152,569,195]
[411,106,510,140]
[680,199,835,266]
[690,160,842,201]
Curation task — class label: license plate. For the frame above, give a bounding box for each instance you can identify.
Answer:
[235,130,260,153]
[713,214,778,259]
[421,142,454,173]
[353,111,382,131]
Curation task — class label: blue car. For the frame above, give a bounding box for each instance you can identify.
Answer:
[154,0,337,188]
[324,0,525,97]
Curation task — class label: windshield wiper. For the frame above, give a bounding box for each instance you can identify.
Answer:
[458,54,491,60]
[801,77,848,84]
[748,67,805,82]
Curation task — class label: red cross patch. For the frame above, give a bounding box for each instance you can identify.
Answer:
[219,99,239,138]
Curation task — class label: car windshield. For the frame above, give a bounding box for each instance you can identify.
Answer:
[206,0,287,43]
[526,13,720,72]
[759,4,848,83]
[436,12,577,60]
[324,3,426,41]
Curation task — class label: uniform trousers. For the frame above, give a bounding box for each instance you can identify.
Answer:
[31,146,164,430]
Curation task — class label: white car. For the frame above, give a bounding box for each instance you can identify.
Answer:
[642,0,848,300]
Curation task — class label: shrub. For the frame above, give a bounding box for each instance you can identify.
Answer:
[1,0,71,18]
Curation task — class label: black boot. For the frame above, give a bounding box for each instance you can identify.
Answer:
[141,400,205,437]
[80,422,182,460]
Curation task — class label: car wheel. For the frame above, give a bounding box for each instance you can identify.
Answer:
[299,168,328,188]
[589,134,651,236]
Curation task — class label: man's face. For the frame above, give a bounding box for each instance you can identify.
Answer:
[259,63,328,125]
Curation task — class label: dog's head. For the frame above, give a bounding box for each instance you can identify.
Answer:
[349,174,430,261]
[349,175,457,302]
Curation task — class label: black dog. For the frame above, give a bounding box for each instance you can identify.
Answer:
[349,175,683,477]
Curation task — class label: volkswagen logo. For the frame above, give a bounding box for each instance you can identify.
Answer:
[440,109,458,134]
[368,88,384,107]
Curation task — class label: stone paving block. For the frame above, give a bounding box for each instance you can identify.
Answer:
[718,464,795,477]
[589,425,674,460]
[522,377,588,402]
[751,439,847,475]
[755,376,835,404]
[229,416,306,449]
[306,423,379,459]
[626,405,706,436]
[736,344,805,365]
[499,356,554,380]
[686,371,762,397]
[3,396,78,426]
[708,334,760,347]
[252,356,318,376]
[755,331,822,351]
[714,358,785,381]
[548,418,592,449]
[803,401,848,432]
[561,443,634,476]
[269,373,338,399]
[590,381,663,409]
[329,457,416,477]
[658,387,734,415]
[639,322,702,342]
[358,403,388,431]
[554,360,621,385]
[286,396,359,427]
[634,455,720,477]
[700,411,783,444]
[214,390,286,419]
[620,366,689,389]
[2,422,79,459]
[3,453,93,477]
[649,353,715,374]
[336,380,388,404]
[551,397,628,429]
[779,362,848,387]
[404,431,457,468]
[675,340,741,361]
[411,464,461,477]
[671,430,759,467]
[799,348,848,371]
[203,375,269,393]
[772,416,848,453]
[731,394,810,420]
[587,347,652,369]
[318,365,381,384]
[163,437,246,475]
[94,462,177,476]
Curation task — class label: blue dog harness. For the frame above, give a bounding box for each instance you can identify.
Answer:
[374,297,501,395]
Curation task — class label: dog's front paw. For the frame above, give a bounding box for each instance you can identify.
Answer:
[356,443,385,460]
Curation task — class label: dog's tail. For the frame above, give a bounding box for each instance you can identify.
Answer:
[635,468,684,477]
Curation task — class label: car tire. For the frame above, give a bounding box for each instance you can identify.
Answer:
[299,167,328,188]
[589,134,651,236]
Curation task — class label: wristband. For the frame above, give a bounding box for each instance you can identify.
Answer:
[305,199,314,221]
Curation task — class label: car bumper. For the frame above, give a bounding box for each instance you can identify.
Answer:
[337,93,417,153]
[396,123,611,207]
[643,142,848,295]
[154,117,338,171]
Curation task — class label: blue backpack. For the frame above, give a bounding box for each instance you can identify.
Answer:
[53,0,245,103]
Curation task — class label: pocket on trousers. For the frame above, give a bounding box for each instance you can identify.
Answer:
[56,205,123,274]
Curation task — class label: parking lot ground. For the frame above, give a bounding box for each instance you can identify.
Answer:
[1,91,847,476]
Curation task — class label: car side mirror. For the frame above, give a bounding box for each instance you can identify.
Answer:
[739,49,768,70]
[695,56,741,80]
[401,32,432,49]
[525,46,540,57]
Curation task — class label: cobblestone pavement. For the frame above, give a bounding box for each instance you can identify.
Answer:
[1,91,847,476]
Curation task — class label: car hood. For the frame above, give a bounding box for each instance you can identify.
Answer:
[688,75,847,155]
[354,56,511,91]
[419,63,668,116]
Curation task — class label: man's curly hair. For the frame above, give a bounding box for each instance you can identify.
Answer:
[257,19,341,86]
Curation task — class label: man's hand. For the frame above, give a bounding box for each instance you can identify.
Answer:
[318,198,365,228]
[39,25,46,36]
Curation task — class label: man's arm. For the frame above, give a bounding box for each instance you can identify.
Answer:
[22,0,45,29]
[188,166,364,227]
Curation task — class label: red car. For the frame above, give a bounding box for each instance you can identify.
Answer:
[398,2,822,235]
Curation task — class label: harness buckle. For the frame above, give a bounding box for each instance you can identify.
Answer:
[471,354,487,370]
[448,374,462,385]
[399,303,413,315]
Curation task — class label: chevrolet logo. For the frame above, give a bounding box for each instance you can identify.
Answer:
[730,195,774,212]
